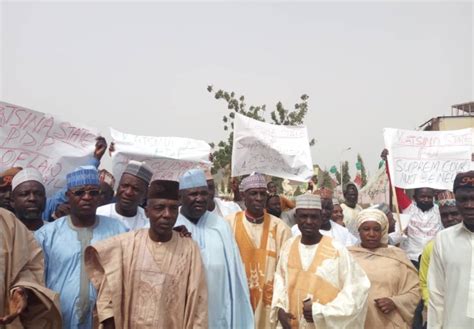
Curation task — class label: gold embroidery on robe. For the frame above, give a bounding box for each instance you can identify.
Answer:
[287,236,341,328]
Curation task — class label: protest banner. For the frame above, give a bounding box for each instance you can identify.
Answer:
[384,128,473,190]
[359,164,389,205]
[110,128,211,182]
[0,101,99,195]
[231,113,314,182]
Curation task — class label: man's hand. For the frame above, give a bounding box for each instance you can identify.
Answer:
[381,149,389,161]
[375,297,396,314]
[108,142,116,157]
[54,203,71,219]
[230,178,242,201]
[0,288,28,325]
[173,225,192,238]
[94,137,108,161]
[102,317,116,329]
[303,298,313,323]
[230,178,239,193]
[277,308,295,329]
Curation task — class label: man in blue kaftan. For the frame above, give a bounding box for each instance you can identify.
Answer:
[175,169,254,329]
[35,165,127,329]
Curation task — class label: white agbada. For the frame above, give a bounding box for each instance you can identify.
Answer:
[291,221,358,247]
[428,222,474,329]
[341,203,363,240]
[211,197,241,218]
[271,236,370,329]
[96,203,148,230]
[401,203,442,261]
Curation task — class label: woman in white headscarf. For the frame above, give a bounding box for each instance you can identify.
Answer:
[349,209,420,329]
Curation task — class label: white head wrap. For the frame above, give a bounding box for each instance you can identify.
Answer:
[356,208,389,244]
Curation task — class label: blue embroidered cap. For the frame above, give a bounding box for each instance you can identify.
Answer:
[66,165,100,190]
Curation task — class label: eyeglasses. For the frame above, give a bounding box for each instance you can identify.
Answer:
[71,189,100,197]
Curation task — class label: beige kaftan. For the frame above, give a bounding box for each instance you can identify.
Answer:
[0,209,61,329]
[349,245,420,329]
[85,230,208,329]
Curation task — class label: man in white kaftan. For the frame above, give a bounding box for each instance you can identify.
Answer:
[428,171,474,329]
[271,194,370,329]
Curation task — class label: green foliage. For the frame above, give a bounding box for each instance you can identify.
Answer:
[207,85,316,173]
[294,185,304,196]
[220,179,228,195]
[270,176,284,194]
[341,161,351,186]
[318,170,334,190]
[329,165,341,185]
[357,153,368,187]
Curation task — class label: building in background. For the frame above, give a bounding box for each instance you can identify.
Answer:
[420,102,474,131]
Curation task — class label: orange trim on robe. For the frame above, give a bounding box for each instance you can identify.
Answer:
[235,211,275,310]
[287,236,341,328]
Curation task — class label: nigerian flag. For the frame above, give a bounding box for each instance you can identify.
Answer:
[354,161,362,187]
[329,165,339,186]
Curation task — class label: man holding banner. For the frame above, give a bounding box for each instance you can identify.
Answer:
[383,128,472,267]
[382,149,442,268]
[35,166,128,329]
[43,136,109,221]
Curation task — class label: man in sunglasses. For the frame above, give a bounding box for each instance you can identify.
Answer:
[35,165,128,329]
[43,136,109,221]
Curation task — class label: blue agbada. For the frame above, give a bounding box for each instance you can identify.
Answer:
[175,210,254,329]
[35,215,128,329]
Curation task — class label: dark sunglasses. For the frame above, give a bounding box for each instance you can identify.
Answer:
[71,189,100,197]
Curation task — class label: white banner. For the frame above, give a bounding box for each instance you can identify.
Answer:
[0,101,99,196]
[231,113,314,182]
[384,128,472,190]
[359,164,389,205]
[110,128,211,183]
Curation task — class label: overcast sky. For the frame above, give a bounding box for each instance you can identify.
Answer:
[1,1,473,177]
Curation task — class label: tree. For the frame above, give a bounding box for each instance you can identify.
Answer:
[318,170,334,190]
[357,153,368,187]
[341,161,351,186]
[207,85,316,174]
[328,165,340,185]
[335,168,342,185]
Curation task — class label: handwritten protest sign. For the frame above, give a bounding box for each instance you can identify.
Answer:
[359,164,389,204]
[231,113,314,181]
[110,128,211,182]
[0,101,99,195]
[384,128,473,190]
